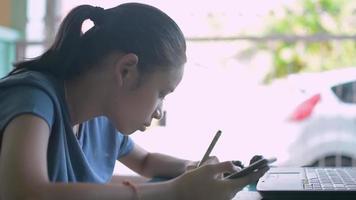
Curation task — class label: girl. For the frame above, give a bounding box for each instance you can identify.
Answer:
[0,3,267,200]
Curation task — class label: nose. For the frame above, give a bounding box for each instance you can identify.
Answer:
[153,103,163,120]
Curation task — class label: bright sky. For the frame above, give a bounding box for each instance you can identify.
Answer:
[62,0,297,37]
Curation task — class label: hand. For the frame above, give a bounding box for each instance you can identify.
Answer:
[174,161,238,200]
[172,161,268,200]
[186,156,219,171]
[250,155,264,164]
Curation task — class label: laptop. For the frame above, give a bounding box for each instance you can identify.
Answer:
[256,167,356,199]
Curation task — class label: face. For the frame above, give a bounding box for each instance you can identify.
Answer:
[110,66,184,135]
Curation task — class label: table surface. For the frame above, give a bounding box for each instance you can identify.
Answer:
[233,191,262,200]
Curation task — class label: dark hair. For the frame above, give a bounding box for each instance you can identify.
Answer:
[12,3,187,80]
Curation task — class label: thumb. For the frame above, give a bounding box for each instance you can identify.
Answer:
[209,161,239,176]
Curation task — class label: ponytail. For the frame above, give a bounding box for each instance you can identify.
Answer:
[12,3,187,80]
[12,5,105,79]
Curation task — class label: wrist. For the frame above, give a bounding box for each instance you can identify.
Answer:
[122,180,140,200]
[134,179,179,200]
[168,179,181,200]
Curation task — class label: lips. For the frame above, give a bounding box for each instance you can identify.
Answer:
[138,122,151,132]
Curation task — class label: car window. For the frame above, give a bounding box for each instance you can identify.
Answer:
[332,81,356,103]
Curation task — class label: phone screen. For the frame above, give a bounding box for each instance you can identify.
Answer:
[225,157,276,179]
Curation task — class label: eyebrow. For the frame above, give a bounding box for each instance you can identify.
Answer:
[163,87,174,93]
[168,88,175,94]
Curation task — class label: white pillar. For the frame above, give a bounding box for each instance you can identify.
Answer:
[44,0,61,46]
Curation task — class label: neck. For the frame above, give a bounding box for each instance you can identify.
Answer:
[64,75,104,126]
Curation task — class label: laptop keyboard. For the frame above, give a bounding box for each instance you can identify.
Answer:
[303,168,356,191]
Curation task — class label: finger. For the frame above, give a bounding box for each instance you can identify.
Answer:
[232,160,244,168]
[231,166,270,187]
[214,163,240,179]
[250,155,264,164]
[203,156,219,165]
[186,161,199,171]
[186,165,197,171]
[222,166,242,179]
[207,161,240,176]
[248,166,269,183]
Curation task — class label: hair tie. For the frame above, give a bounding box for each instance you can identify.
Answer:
[122,180,140,200]
[89,6,105,26]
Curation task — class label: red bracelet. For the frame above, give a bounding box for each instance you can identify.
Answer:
[122,180,140,200]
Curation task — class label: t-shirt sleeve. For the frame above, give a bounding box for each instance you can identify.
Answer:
[117,135,134,159]
[0,85,55,131]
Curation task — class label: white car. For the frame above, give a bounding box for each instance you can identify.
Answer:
[280,67,356,167]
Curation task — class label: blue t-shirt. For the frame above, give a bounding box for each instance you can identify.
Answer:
[0,70,134,183]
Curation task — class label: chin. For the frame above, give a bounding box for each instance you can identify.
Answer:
[112,122,136,135]
[115,126,134,136]
[138,126,147,132]
[123,129,137,135]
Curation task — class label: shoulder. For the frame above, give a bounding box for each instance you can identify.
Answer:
[0,71,59,129]
[0,70,61,93]
[0,70,64,110]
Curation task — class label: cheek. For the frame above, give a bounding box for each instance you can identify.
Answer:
[115,95,157,131]
[104,93,139,133]
[111,106,141,134]
[107,85,160,133]
[137,97,158,117]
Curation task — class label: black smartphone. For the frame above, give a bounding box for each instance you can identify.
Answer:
[225,157,277,179]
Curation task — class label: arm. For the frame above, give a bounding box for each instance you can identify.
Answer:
[0,114,177,200]
[119,143,198,179]
[110,175,149,184]
[0,114,267,200]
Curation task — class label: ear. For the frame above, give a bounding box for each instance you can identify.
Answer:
[114,53,139,88]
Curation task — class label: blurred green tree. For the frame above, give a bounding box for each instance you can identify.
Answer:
[244,0,356,83]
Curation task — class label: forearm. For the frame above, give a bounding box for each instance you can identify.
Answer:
[18,181,177,200]
[41,183,133,200]
[142,153,197,178]
[110,175,149,184]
